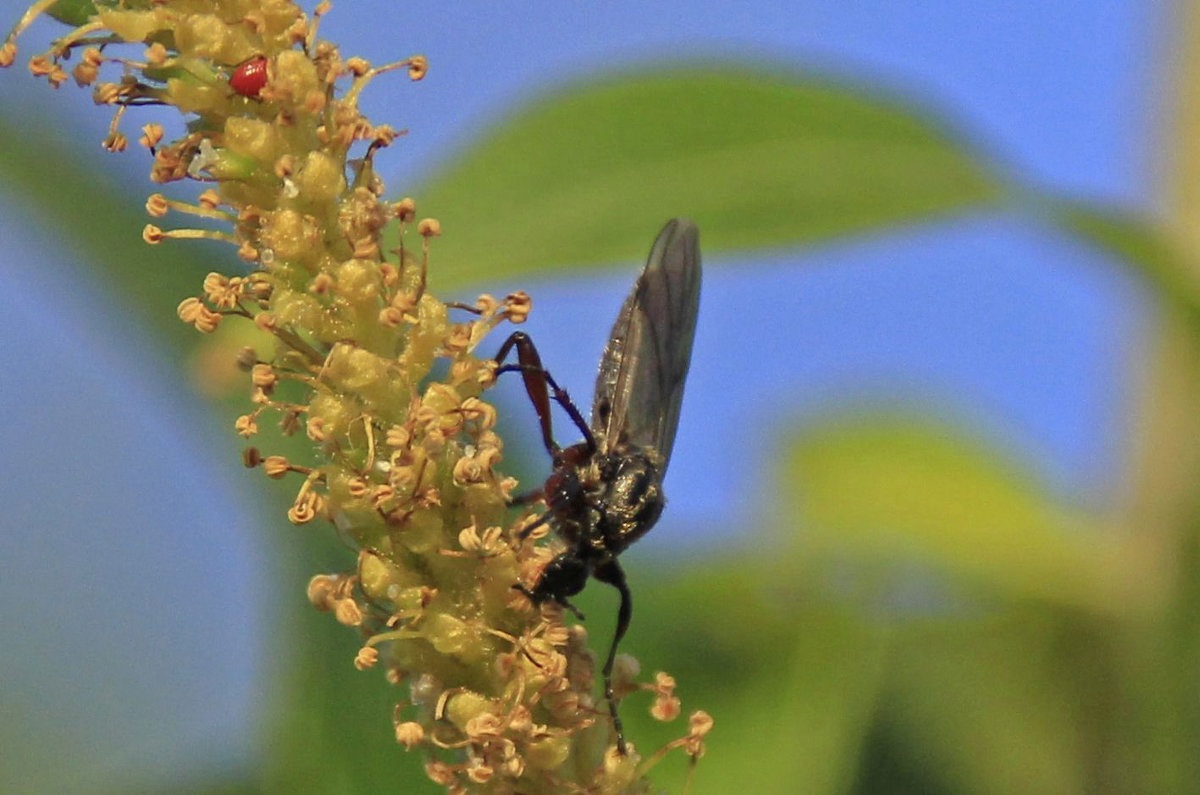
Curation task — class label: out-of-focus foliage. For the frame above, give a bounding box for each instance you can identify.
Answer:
[416,67,1003,287]
[46,0,101,26]
[781,417,1198,794]
[784,417,1155,614]
[4,39,1198,795]
[1052,201,1200,329]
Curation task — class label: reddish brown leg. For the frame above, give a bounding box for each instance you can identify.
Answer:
[493,332,595,455]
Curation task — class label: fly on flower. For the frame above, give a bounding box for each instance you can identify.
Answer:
[493,218,701,754]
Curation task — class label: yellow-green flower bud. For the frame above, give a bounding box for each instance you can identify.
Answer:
[261,208,321,264]
[175,13,242,62]
[224,117,283,165]
[400,294,448,379]
[443,690,494,733]
[272,290,322,334]
[307,392,355,440]
[167,78,227,115]
[399,508,443,554]
[526,736,571,771]
[97,9,169,42]
[333,258,380,305]
[358,553,407,603]
[295,151,345,204]
[425,611,474,657]
[270,49,320,103]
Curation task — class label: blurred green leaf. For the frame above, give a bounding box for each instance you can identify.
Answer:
[1048,178,1200,795]
[781,415,1160,615]
[1050,201,1200,332]
[772,611,891,794]
[48,0,101,26]
[134,776,260,795]
[882,609,1100,795]
[599,557,887,795]
[416,66,1003,287]
[1048,204,1200,579]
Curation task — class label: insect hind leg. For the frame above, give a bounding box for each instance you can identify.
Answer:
[593,558,633,755]
[492,331,595,455]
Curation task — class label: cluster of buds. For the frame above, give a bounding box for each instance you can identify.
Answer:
[3,1,710,791]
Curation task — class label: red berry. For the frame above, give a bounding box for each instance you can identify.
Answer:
[230,56,268,98]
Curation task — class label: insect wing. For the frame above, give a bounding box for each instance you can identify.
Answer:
[592,218,701,473]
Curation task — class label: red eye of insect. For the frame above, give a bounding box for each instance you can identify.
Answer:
[230,56,268,98]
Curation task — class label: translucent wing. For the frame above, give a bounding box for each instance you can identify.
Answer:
[592,218,701,473]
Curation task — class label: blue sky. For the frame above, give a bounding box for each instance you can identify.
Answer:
[0,1,1167,790]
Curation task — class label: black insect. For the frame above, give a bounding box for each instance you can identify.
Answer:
[492,218,701,753]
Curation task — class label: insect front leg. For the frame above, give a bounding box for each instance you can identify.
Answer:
[514,551,589,621]
[508,486,546,508]
[493,331,596,455]
[592,558,633,755]
[512,582,586,621]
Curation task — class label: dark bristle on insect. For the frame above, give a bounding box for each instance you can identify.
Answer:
[492,218,701,755]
